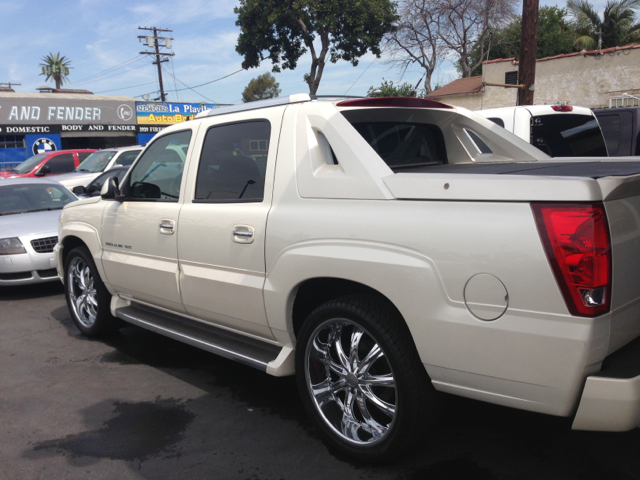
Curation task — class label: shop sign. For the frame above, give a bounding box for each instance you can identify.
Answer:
[0,124,139,134]
[0,97,137,125]
[136,102,227,125]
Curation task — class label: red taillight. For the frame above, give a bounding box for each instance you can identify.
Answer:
[551,105,573,112]
[336,97,453,109]
[532,203,611,317]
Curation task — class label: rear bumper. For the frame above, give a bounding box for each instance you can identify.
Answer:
[573,336,640,431]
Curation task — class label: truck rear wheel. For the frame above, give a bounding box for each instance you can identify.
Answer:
[295,295,440,462]
[64,246,119,336]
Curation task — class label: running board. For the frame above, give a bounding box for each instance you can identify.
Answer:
[114,303,282,372]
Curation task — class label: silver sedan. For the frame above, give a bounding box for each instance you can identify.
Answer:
[0,178,77,286]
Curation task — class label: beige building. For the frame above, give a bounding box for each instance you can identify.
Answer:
[427,44,640,110]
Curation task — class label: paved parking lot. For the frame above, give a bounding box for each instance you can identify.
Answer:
[2,282,640,480]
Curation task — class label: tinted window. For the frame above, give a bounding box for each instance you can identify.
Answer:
[114,150,141,166]
[530,114,607,157]
[488,117,505,128]
[596,112,633,156]
[11,154,48,174]
[345,119,447,169]
[47,154,76,174]
[0,183,76,215]
[127,130,191,201]
[77,152,93,162]
[194,121,269,202]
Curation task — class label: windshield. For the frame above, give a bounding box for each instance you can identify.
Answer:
[11,154,49,174]
[0,183,76,215]
[530,114,608,157]
[76,151,116,173]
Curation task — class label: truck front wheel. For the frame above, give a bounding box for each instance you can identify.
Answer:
[295,295,440,462]
[64,246,119,336]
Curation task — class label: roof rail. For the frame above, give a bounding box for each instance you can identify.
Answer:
[195,94,311,119]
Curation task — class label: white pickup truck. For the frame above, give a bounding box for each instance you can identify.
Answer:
[55,95,640,461]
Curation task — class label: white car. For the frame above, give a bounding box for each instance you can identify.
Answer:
[56,95,640,461]
[55,145,142,191]
[476,105,608,157]
[0,178,77,286]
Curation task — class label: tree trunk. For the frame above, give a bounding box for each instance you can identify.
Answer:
[55,76,61,90]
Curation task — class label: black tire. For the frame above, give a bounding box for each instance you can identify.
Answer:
[295,294,440,462]
[64,245,119,336]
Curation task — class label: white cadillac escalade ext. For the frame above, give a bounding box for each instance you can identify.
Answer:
[55,95,640,461]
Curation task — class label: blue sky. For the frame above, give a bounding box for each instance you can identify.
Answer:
[0,0,607,104]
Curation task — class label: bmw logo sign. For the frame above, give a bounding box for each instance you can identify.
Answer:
[33,138,57,155]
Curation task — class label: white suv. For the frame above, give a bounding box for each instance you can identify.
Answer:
[55,145,143,190]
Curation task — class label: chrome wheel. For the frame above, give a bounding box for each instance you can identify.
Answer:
[67,256,98,328]
[305,318,397,446]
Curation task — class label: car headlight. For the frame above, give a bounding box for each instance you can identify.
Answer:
[0,237,27,255]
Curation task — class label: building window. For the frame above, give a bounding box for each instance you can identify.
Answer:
[505,71,518,85]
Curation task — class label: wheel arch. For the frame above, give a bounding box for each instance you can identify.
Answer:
[291,277,404,339]
[58,223,110,293]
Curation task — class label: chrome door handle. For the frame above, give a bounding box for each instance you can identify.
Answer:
[232,225,255,244]
[159,219,176,235]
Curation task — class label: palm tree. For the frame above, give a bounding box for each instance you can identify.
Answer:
[568,0,640,50]
[39,52,71,89]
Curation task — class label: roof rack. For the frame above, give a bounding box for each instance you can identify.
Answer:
[195,94,311,119]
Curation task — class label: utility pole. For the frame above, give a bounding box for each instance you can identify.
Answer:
[138,27,174,102]
[517,0,539,105]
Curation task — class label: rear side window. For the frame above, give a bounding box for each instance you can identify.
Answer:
[596,112,633,156]
[346,121,447,169]
[115,150,141,166]
[47,154,75,173]
[194,121,269,203]
[487,117,505,128]
[530,114,607,157]
[77,152,93,162]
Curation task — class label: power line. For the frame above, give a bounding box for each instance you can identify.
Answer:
[172,68,245,92]
[70,57,149,87]
[162,66,219,103]
[138,26,174,101]
[344,57,378,95]
[96,80,158,94]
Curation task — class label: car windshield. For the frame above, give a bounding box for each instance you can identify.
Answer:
[530,114,608,157]
[76,151,116,173]
[10,154,49,174]
[0,183,76,215]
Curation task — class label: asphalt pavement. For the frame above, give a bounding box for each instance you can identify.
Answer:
[1,282,640,480]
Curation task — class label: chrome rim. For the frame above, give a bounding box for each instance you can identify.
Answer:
[305,318,397,446]
[67,256,98,328]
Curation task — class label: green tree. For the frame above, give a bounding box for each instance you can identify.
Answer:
[468,7,577,73]
[39,52,71,89]
[568,0,640,50]
[367,79,418,97]
[235,0,397,95]
[242,73,282,103]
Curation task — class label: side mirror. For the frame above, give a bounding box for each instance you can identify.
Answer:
[35,164,50,176]
[101,176,120,201]
[72,185,87,195]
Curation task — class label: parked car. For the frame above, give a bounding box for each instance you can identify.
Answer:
[55,145,142,191]
[56,95,640,461]
[592,107,640,156]
[0,150,96,179]
[476,105,608,157]
[71,166,130,199]
[0,178,77,286]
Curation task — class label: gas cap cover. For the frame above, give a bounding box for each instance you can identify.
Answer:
[464,273,509,321]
